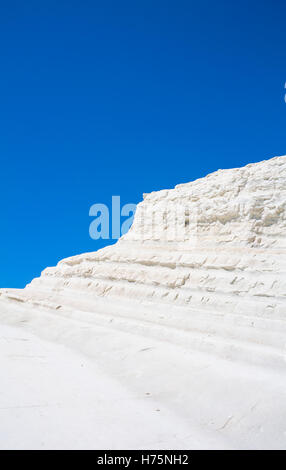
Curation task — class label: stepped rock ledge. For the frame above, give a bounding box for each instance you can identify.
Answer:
[1,155,286,449]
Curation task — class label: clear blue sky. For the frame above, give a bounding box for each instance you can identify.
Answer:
[1,0,286,288]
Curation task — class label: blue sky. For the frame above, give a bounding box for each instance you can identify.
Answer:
[1,0,286,287]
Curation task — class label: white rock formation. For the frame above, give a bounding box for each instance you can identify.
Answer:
[0,155,286,449]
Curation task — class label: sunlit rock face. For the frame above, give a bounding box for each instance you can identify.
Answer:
[1,155,286,367]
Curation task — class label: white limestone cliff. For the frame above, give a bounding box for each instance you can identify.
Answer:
[0,155,286,449]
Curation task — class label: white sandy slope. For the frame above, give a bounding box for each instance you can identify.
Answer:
[1,323,212,450]
[0,155,286,449]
